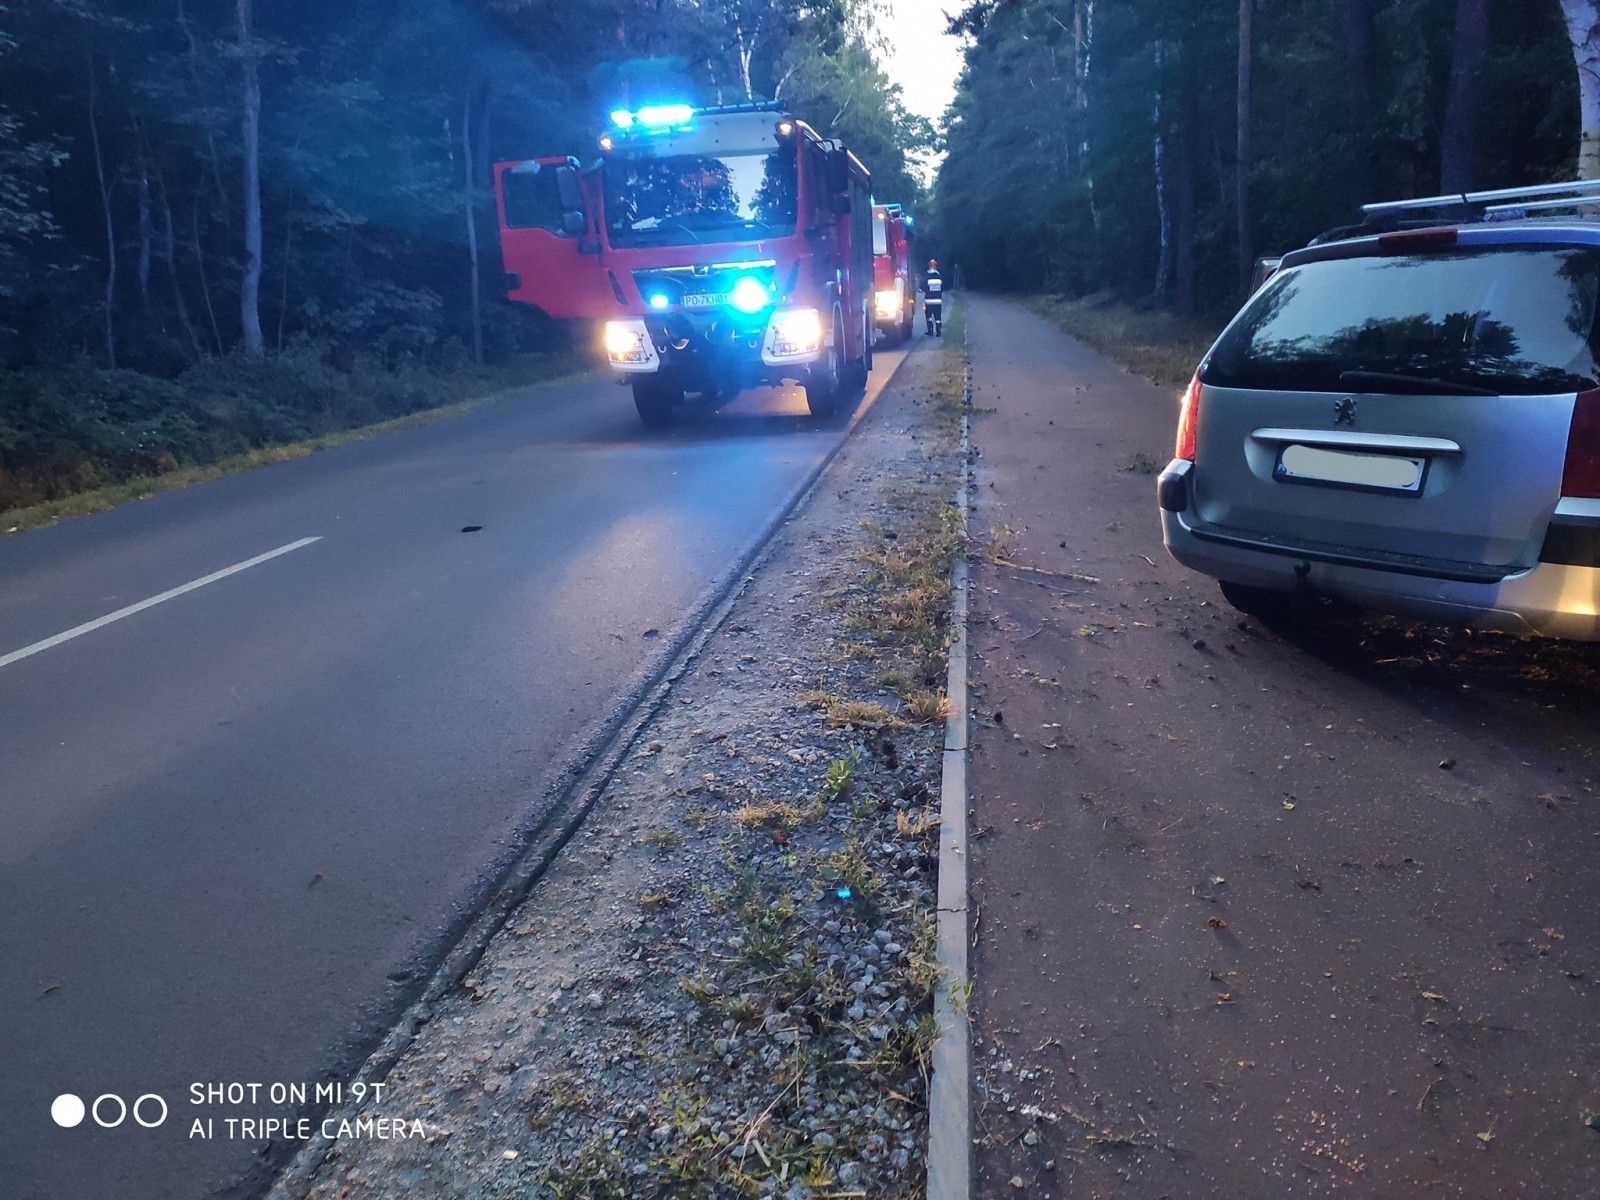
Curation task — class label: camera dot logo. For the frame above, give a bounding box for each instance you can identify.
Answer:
[50,1092,168,1129]
[51,1094,86,1128]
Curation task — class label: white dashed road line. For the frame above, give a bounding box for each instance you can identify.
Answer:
[0,537,322,670]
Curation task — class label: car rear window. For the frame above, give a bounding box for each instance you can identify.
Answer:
[1202,246,1600,395]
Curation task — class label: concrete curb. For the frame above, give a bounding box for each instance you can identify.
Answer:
[927,317,974,1200]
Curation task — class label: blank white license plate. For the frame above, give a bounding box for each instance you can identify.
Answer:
[682,293,731,309]
[1275,444,1426,493]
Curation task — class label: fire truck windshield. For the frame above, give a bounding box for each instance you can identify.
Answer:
[603,147,798,248]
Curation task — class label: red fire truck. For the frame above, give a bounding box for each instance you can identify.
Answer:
[493,102,875,426]
[871,203,915,342]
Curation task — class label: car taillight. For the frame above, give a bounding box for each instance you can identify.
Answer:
[1175,373,1201,461]
[1562,387,1600,498]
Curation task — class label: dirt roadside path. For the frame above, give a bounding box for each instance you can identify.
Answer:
[964,295,1600,1198]
[261,324,965,1200]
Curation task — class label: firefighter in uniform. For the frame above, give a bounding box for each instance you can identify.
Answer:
[921,259,943,337]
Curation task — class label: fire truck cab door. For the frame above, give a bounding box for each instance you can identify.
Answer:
[494,156,618,320]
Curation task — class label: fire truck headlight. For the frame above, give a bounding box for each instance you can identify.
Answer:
[765,307,824,358]
[875,290,900,319]
[604,319,652,364]
[731,277,771,315]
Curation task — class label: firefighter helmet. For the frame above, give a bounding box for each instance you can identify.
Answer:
[928,259,938,269]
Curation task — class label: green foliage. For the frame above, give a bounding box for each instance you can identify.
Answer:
[935,0,1580,319]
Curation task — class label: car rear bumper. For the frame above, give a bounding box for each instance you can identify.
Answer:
[1158,459,1600,640]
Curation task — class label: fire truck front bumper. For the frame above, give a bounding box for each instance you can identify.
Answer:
[604,307,826,378]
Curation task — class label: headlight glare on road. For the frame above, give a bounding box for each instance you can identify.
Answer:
[604,319,651,364]
[766,307,824,358]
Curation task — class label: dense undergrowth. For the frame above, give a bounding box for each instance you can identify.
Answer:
[1021,292,1222,390]
[0,339,582,521]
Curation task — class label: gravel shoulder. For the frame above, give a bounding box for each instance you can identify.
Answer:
[964,294,1600,1199]
[272,327,966,1199]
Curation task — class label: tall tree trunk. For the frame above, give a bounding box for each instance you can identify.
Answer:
[1343,0,1376,202]
[178,0,229,221]
[192,192,224,354]
[156,168,201,357]
[87,54,117,369]
[1082,0,1099,229]
[136,148,152,318]
[1173,47,1198,317]
[237,0,264,358]
[1561,0,1600,179]
[462,91,483,369]
[736,23,755,101]
[277,218,293,351]
[1440,0,1489,193]
[1236,0,1252,290]
[1152,42,1172,302]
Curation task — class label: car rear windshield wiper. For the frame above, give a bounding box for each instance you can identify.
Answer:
[1338,370,1497,397]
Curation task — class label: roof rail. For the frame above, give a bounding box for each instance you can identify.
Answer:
[696,100,783,116]
[1483,194,1600,220]
[1362,179,1600,223]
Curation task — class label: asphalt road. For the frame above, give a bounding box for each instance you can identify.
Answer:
[962,295,1600,1197]
[0,352,908,1200]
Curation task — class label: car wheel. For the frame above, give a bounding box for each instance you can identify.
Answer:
[632,377,680,428]
[1219,580,1295,623]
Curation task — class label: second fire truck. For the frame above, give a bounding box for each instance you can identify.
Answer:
[871,203,915,343]
[493,103,875,426]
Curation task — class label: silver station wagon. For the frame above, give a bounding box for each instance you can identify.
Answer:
[1159,181,1600,640]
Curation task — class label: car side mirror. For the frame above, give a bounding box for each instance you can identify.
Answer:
[562,210,586,237]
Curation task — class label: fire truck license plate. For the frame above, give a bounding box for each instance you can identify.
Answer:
[682,293,731,310]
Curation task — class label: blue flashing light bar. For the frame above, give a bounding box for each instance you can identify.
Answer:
[637,104,695,127]
[611,104,695,131]
[648,293,671,311]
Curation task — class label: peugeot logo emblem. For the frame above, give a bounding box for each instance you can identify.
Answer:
[1334,397,1358,426]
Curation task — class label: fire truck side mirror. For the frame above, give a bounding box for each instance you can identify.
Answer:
[561,211,586,237]
[554,164,584,213]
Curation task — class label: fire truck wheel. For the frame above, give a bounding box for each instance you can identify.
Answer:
[803,312,843,418]
[847,311,872,389]
[631,378,680,428]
